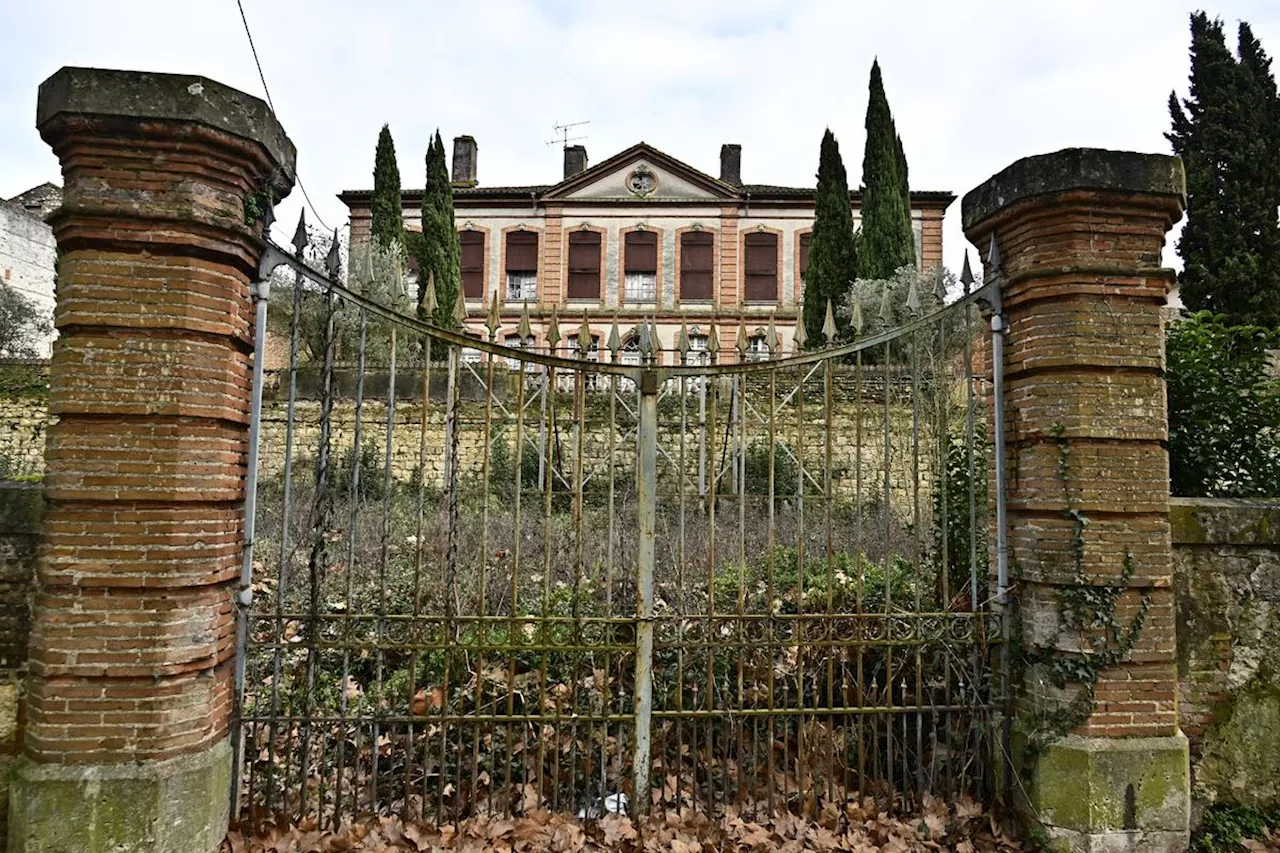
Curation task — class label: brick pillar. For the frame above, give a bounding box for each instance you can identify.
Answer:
[963,149,1188,852]
[9,68,293,853]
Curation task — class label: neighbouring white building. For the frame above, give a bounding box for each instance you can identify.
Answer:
[1,183,60,358]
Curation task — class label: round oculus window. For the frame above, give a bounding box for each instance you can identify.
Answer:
[627,170,656,195]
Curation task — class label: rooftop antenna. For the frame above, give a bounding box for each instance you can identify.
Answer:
[546,120,590,149]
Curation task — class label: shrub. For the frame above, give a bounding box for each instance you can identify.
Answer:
[1166,311,1280,497]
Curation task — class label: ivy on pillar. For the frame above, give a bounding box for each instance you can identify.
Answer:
[963,149,1189,853]
[8,67,293,853]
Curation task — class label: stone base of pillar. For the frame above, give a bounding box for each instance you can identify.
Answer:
[7,738,230,853]
[1025,733,1190,853]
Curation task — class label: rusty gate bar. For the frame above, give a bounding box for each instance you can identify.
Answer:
[234,233,1009,828]
[632,370,658,816]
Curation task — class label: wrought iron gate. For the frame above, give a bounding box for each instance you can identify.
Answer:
[234,228,1008,828]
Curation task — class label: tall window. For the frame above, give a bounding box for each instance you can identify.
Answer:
[687,329,710,365]
[460,230,485,300]
[504,332,536,371]
[624,230,657,302]
[567,231,602,300]
[620,334,642,366]
[680,231,713,301]
[798,232,812,296]
[743,232,778,302]
[505,231,538,302]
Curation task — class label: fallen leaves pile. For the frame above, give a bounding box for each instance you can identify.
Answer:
[223,794,1026,852]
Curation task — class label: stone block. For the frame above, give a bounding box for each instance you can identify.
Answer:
[6,738,231,853]
[1030,733,1190,853]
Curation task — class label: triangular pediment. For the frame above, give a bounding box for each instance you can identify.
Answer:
[544,143,738,201]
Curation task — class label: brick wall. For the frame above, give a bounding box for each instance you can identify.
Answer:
[1172,497,1280,815]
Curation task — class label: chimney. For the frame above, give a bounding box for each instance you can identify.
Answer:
[719,144,742,185]
[564,145,588,180]
[452,135,478,187]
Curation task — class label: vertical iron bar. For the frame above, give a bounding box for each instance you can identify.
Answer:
[338,307,369,827]
[232,274,270,816]
[265,258,305,816]
[632,370,658,817]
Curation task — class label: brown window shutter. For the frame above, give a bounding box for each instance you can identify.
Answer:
[743,232,778,301]
[460,231,485,298]
[505,231,539,271]
[799,232,812,280]
[680,231,714,301]
[624,230,658,273]
[567,231,601,299]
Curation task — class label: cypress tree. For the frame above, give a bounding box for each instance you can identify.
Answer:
[1168,13,1280,328]
[803,129,859,347]
[371,124,404,251]
[859,61,915,281]
[415,131,462,328]
[858,60,916,281]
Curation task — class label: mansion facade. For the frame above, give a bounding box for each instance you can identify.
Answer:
[339,139,953,360]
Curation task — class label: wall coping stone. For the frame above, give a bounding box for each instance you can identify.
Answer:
[36,67,295,183]
[1169,496,1280,545]
[962,147,1186,232]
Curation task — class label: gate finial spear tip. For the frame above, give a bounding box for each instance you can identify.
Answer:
[934,268,948,304]
[767,313,777,356]
[708,323,720,361]
[960,251,974,291]
[905,277,921,316]
[518,300,533,339]
[735,313,748,358]
[823,299,838,344]
[546,307,561,348]
[292,209,308,254]
[851,296,864,337]
[878,280,893,326]
[452,281,468,325]
[677,318,690,359]
[792,311,808,350]
[424,271,438,318]
[607,313,622,357]
[578,311,592,356]
[485,291,501,338]
[325,229,342,279]
[986,233,1002,274]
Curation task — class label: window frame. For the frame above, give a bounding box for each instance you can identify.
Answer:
[742,231,779,304]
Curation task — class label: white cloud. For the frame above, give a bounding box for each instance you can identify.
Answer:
[3,0,1278,271]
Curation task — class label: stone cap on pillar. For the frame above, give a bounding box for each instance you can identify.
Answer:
[962,147,1185,237]
[36,66,296,197]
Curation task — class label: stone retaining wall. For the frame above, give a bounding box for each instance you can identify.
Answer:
[0,482,41,848]
[1172,496,1280,818]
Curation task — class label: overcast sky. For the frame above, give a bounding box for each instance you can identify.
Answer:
[4,0,1280,273]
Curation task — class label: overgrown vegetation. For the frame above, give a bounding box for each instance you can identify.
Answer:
[1191,803,1280,853]
[1165,311,1280,498]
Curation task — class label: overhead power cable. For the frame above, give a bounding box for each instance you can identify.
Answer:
[235,0,332,233]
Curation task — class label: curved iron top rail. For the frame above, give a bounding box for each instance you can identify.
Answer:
[262,238,994,381]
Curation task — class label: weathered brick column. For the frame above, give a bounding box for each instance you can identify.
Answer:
[963,149,1189,853]
[8,68,293,853]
